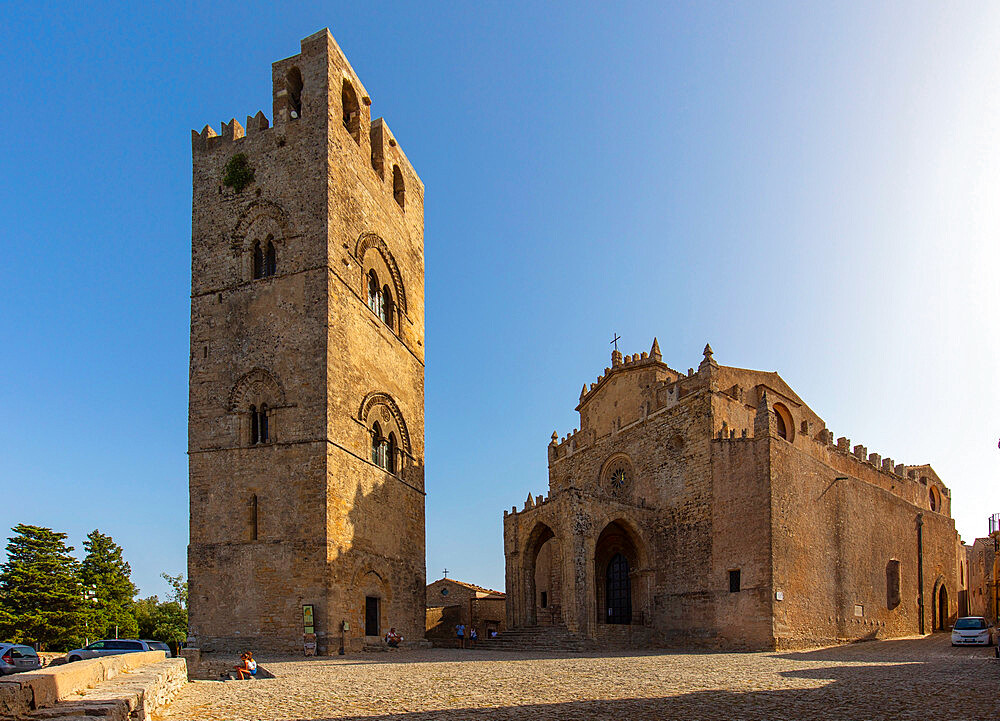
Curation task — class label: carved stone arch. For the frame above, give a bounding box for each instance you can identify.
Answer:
[358,391,411,456]
[591,513,650,570]
[352,565,394,602]
[355,232,407,314]
[231,200,293,254]
[228,368,285,411]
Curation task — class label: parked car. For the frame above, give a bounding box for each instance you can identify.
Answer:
[141,640,172,657]
[951,617,994,646]
[0,643,42,674]
[65,639,157,662]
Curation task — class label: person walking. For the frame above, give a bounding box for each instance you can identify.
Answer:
[455,623,465,649]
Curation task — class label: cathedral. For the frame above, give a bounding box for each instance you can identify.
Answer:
[503,342,963,649]
[188,30,426,653]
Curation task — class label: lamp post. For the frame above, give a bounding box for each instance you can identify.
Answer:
[83,585,98,646]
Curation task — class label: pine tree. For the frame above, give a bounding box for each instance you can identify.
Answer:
[80,530,138,640]
[0,525,84,649]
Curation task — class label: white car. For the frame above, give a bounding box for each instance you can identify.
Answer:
[951,617,994,646]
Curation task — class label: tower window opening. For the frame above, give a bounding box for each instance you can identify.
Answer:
[249,494,258,541]
[368,270,383,317]
[392,165,405,209]
[371,422,394,471]
[342,80,361,144]
[382,284,393,328]
[387,432,396,473]
[729,569,741,593]
[250,404,269,445]
[370,127,384,178]
[264,238,277,277]
[252,241,264,279]
[285,67,303,119]
[259,403,269,443]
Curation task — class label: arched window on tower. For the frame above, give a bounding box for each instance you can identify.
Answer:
[381,284,393,327]
[393,165,405,209]
[387,432,397,473]
[285,67,303,119]
[252,241,264,279]
[249,404,269,445]
[368,270,382,316]
[259,403,269,443]
[342,80,361,144]
[264,239,277,277]
[371,422,384,468]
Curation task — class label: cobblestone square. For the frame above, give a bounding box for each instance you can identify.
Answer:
[157,635,999,720]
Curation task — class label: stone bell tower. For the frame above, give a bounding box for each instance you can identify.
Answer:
[188,29,426,654]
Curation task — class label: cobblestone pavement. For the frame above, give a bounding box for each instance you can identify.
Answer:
[157,635,999,721]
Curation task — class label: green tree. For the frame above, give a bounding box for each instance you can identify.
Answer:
[133,596,187,643]
[133,596,160,639]
[80,530,138,639]
[160,572,187,610]
[0,525,84,649]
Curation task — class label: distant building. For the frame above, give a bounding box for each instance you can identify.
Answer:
[425,578,506,642]
[504,342,964,649]
[966,515,1000,622]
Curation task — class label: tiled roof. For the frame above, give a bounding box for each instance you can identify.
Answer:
[430,578,505,597]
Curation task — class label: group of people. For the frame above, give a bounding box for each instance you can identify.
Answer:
[233,651,257,680]
[454,624,496,646]
[229,621,501,669]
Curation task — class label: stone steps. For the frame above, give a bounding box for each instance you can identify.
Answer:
[27,658,187,721]
[472,626,599,652]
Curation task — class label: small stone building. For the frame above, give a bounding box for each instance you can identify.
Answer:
[503,341,964,649]
[187,30,426,654]
[425,578,506,641]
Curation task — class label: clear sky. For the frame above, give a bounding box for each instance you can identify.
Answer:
[2,1,998,597]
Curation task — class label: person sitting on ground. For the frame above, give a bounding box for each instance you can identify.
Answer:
[384,627,403,648]
[234,651,257,680]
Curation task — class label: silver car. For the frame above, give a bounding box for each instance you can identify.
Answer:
[141,640,173,657]
[65,639,155,662]
[0,643,42,674]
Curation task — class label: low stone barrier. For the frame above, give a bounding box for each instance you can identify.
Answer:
[0,651,185,720]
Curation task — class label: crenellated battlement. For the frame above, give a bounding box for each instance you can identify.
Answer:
[191,29,423,202]
[503,492,550,518]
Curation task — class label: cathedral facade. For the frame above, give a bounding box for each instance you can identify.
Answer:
[188,30,426,654]
[503,342,963,649]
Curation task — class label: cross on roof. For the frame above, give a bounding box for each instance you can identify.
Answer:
[611,333,621,351]
[442,568,449,579]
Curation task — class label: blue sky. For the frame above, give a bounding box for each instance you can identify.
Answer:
[2,1,998,597]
